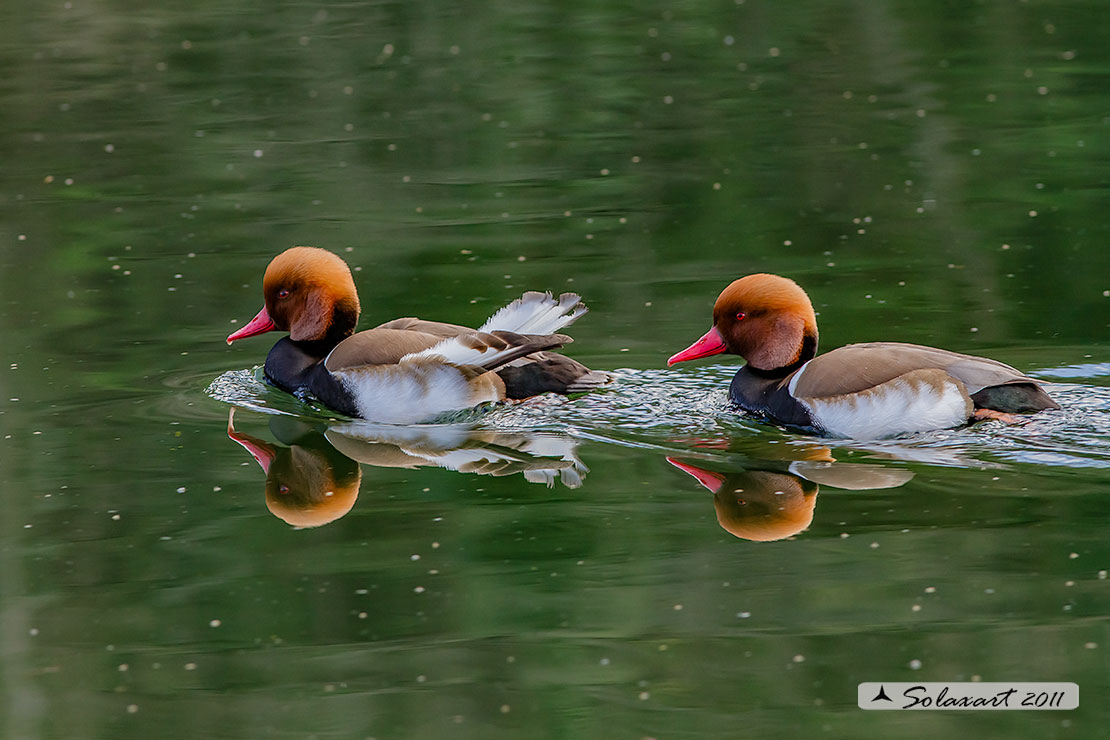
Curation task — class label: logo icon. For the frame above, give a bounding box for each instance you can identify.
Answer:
[872,685,892,702]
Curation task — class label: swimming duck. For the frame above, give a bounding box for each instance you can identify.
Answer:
[667,274,1059,438]
[226,246,609,423]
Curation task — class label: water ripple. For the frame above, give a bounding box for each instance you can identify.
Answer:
[206,364,1110,471]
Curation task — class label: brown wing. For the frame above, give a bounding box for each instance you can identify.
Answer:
[324,328,442,371]
[792,342,1038,399]
[374,317,476,339]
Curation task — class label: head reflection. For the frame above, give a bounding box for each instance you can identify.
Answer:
[667,452,912,542]
[227,409,586,528]
[227,410,362,527]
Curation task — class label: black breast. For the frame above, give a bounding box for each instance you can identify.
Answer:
[729,366,819,432]
[264,338,360,418]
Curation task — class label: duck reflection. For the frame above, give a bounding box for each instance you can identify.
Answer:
[227,409,586,528]
[667,451,913,542]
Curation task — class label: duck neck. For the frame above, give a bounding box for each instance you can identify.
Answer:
[292,296,359,359]
[323,296,360,348]
[746,331,817,380]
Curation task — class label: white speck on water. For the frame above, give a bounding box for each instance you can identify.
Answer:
[737,611,751,619]
[912,604,922,612]
[176,487,185,493]
[414,586,425,593]
[924,586,936,593]
[184,662,197,671]
[209,619,221,628]
[870,542,880,549]
[673,604,683,611]
[1098,570,1107,579]
[126,705,138,714]
[840,533,850,538]
[985,588,995,594]
[600,657,610,665]
[638,691,651,701]
[500,704,511,714]
[410,554,420,561]
[1085,642,1098,650]
[793,654,805,663]
[1069,552,1079,559]
[909,659,922,670]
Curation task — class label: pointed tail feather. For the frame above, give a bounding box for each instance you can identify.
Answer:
[479,291,588,335]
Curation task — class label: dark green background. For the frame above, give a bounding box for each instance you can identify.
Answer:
[1,0,1108,738]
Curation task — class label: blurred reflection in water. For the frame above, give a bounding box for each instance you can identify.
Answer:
[668,452,913,541]
[226,408,586,527]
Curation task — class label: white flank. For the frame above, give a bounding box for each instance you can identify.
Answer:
[400,334,536,369]
[807,377,971,439]
[478,291,587,334]
[333,364,497,424]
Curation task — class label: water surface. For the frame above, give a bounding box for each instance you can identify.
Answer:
[2,1,1109,738]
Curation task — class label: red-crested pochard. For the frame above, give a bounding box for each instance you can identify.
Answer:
[226,247,609,423]
[668,274,1060,438]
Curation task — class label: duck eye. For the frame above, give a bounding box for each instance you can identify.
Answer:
[735,311,746,321]
[277,288,291,299]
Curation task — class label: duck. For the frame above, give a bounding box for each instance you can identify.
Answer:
[667,273,1060,438]
[226,246,610,423]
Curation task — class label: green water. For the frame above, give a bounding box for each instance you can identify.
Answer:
[2,1,1109,738]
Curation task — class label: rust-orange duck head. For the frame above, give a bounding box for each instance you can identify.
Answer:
[227,246,361,345]
[668,274,819,372]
